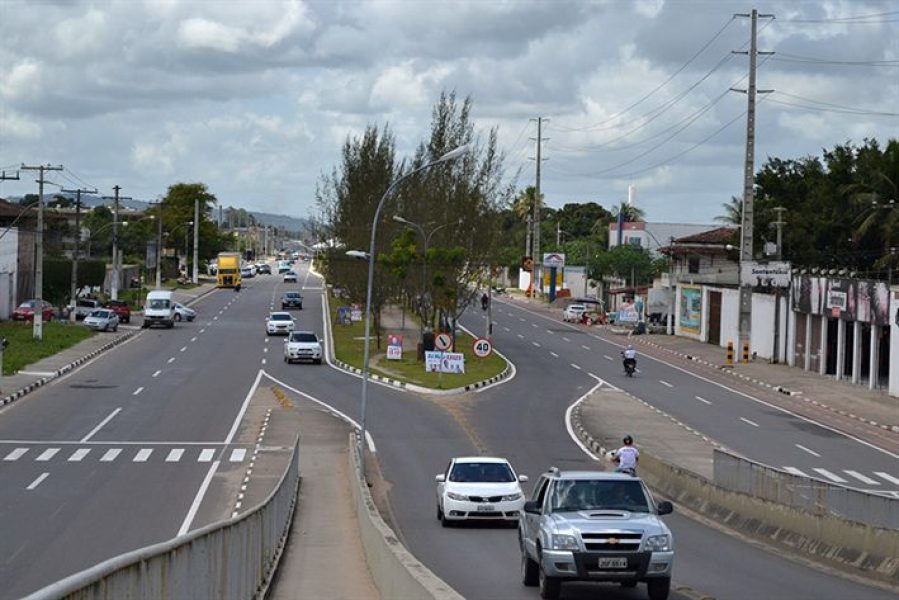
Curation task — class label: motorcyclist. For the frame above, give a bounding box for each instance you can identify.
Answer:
[613,435,639,475]
[621,344,637,373]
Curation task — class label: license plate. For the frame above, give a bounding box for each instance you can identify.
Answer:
[477,505,495,512]
[597,557,627,569]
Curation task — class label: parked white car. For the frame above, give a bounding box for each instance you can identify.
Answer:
[265,312,295,336]
[83,309,119,332]
[284,331,323,364]
[435,457,527,527]
[563,304,587,322]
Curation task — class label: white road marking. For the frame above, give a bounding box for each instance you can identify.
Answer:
[191,337,197,342]
[550,352,559,358]
[152,370,161,378]
[581,345,591,351]
[739,417,759,427]
[133,449,153,462]
[782,466,808,477]
[230,449,246,462]
[604,355,614,361]
[844,470,880,485]
[213,316,219,321]
[562,337,571,342]
[564,374,610,462]
[68,448,90,462]
[812,468,847,483]
[133,387,144,396]
[100,449,121,462]
[200,328,205,334]
[180,346,187,352]
[660,380,674,388]
[695,395,712,405]
[546,330,554,335]
[167,357,175,364]
[875,472,899,485]
[27,473,49,490]
[36,449,60,461]
[517,334,524,339]
[795,444,820,457]
[532,323,538,328]
[571,363,582,370]
[166,449,185,462]
[532,341,541,348]
[198,449,215,462]
[4,448,28,461]
[264,338,269,343]
[262,358,267,365]
[503,327,510,332]
[519,318,525,322]
[264,347,268,353]
[178,461,220,535]
[81,408,122,442]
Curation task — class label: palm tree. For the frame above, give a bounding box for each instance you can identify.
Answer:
[611,202,644,223]
[512,186,540,221]
[715,196,743,225]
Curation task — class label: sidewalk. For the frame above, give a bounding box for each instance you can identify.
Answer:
[1,281,219,407]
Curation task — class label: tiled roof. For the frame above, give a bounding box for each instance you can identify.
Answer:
[673,227,737,244]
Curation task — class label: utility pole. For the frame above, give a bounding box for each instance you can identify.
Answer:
[61,187,97,321]
[155,202,164,289]
[109,187,132,300]
[530,117,548,295]
[21,164,63,340]
[732,9,774,358]
[772,206,786,260]
[192,199,200,283]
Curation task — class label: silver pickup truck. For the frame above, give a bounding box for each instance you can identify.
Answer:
[519,468,674,600]
[72,298,103,320]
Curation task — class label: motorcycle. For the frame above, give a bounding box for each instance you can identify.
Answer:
[623,357,636,377]
[616,466,637,477]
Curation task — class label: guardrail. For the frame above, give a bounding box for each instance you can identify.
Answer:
[713,448,899,530]
[23,436,300,600]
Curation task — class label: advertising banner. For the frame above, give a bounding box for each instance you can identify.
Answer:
[425,351,465,374]
[386,334,403,360]
[741,261,791,287]
[337,307,352,325]
[792,275,891,325]
[350,304,363,322]
[543,253,566,268]
[617,296,644,323]
[679,286,702,334]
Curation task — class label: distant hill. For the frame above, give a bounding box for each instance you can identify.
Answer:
[249,211,311,236]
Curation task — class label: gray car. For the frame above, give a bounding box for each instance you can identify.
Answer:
[173,302,196,322]
[83,309,120,332]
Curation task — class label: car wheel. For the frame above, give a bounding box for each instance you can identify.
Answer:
[299,305,303,310]
[440,511,453,528]
[647,578,671,600]
[174,313,182,322]
[313,358,322,365]
[521,548,538,586]
[113,324,118,332]
[537,549,561,599]
[437,502,443,521]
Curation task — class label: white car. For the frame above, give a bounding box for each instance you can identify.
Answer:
[563,304,587,322]
[435,457,527,527]
[284,331,323,364]
[173,302,196,322]
[265,312,295,336]
[283,271,298,283]
[82,309,119,332]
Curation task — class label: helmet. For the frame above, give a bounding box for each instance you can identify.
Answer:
[626,344,634,350]
[623,435,633,445]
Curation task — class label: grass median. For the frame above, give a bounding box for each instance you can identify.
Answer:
[0,321,95,376]
[328,295,506,389]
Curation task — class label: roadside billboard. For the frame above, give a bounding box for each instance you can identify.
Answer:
[679,286,702,334]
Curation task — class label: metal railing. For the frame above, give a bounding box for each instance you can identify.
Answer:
[713,448,898,530]
[24,436,300,600]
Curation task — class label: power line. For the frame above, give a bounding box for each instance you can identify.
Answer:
[767,96,899,117]
[780,10,898,24]
[769,53,898,67]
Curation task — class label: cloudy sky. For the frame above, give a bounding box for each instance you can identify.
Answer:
[1,0,896,224]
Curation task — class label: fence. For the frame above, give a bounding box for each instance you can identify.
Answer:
[713,448,898,530]
[24,436,300,600]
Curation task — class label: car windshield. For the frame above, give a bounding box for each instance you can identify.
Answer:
[549,480,650,513]
[285,293,300,298]
[19,301,36,308]
[148,299,170,309]
[89,310,110,318]
[270,314,291,321]
[290,333,317,343]
[449,462,515,483]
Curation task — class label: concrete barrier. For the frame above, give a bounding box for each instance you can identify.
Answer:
[571,407,899,587]
[348,434,463,600]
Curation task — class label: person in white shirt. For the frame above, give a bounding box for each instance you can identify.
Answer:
[613,435,639,474]
[621,344,637,374]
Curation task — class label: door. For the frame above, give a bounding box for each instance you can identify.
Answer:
[707,291,722,346]
[793,311,807,368]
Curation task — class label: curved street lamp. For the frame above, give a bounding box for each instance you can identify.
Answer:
[347,144,469,475]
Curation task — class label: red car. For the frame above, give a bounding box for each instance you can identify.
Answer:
[12,299,55,322]
[105,299,131,324]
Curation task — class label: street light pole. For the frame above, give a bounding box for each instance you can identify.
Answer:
[111,186,120,301]
[155,204,163,289]
[354,144,469,477]
[61,187,97,322]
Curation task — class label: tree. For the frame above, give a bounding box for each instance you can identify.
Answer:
[715,197,742,226]
[592,245,656,288]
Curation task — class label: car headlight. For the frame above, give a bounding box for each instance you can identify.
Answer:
[501,493,522,501]
[551,534,579,551]
[644,534,671,552]
[446,492,468,501]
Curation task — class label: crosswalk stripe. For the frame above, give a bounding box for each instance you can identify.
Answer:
[36,449,60,461]
[874,472,899,486]
[198,449,215,462]
[68,449,90,462]
[166,449,185,462]
[3,448,28,461]
[812,468,847,483]
[100,449,121,462]
[844,470,880,485]
[230,449,246,462]
[133,449,152,462]
[782,466,808,477]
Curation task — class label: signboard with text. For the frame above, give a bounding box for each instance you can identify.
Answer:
[425,351,465,373]
[387,334,403,360]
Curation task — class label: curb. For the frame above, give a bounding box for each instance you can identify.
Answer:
[629,336,899,434]
[1,329,139,407]
[331,358,513,396]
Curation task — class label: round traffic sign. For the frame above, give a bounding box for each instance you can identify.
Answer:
[435,333,452,351]
[472,337,492,358]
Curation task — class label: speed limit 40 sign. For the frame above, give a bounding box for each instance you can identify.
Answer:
[472,337,492,358]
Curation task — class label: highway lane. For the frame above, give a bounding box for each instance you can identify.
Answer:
[481,298,899,494]
[0,282,276,598]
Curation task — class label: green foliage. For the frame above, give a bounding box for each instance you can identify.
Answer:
[42,259,106,304]
[0,322,94,376]
[591,245,656,287]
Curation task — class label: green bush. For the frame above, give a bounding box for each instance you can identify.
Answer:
[43,259,107,304]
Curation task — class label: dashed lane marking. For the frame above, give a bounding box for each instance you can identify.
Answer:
[230,448,246,462]
[812,468,847,483]
[739,417,759,427]
[152,370,161,378]
[581,345,591,351]
[876,472,899,486]
[37,449,59,461]
[133,387,144,396]
[782,466,807,476]
[100,449,121,462]
[550,352,559,358]
[532,341,541,348]
[795,444,820,457]
[695,395,712,405]
[604,355,614,361]
[167,357,175,364]
[68,449,90,462]
[844,470,880,485]
[191,336,197,342]
[562,337,571,342]
[27,473,49,490]
[166,449,185,462]
[198,449,215,462]
[180,346,187,352]
[4,448,28,461]
[134,449,153,462]
[571,363,582,370]
[660,380,674,388]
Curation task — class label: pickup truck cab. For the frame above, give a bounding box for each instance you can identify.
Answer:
[73,298,103,320]
[519,469,674,600]
[105,299,131,324]
[142,290,176,329]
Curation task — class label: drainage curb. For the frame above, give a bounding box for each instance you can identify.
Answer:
[331,358,512,396]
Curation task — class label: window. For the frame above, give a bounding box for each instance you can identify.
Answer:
[549,480,650,513]
[148,299,170,309]
[688,256,700,274]
[449,462,515,483]
[291,333,317,343]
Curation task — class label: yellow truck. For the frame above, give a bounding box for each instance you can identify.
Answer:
[217,252,242,288]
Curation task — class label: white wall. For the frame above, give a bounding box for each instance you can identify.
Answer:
[751,293,776,360]
[0,229,19,319]
[719,287,740,349]
[890,285,899,399]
